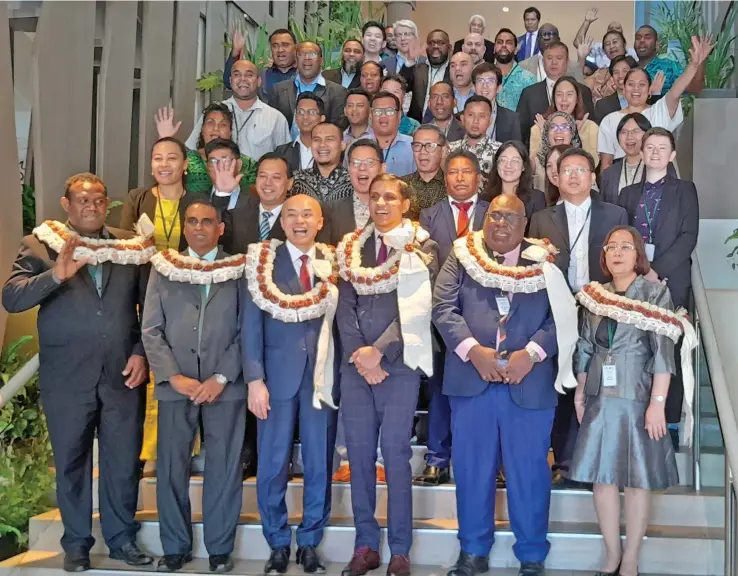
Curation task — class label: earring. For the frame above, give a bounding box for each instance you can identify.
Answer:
[184,169,188,175]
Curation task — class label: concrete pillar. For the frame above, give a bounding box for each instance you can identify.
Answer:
[205,0,226,103]
[386,1,414,26]
[0,2,22,341]
[172,1,201,141]
[97,0,137,200]
[32,1,96,222]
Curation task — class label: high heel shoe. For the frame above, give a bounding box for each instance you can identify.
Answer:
[594,562,620,576]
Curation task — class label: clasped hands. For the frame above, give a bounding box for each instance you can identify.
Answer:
[468,345,534,385]
[351,346,388,385]
[170,374,225,405]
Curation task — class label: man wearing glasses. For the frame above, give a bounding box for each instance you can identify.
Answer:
[428,82,466,142]
[275,92,326,174]
[402,125,450,219]
[472,63,523,142]
[370,92,416,177]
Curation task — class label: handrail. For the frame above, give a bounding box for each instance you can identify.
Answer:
[0,352,39,409]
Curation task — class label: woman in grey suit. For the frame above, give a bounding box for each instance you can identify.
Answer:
[569,226,679,576]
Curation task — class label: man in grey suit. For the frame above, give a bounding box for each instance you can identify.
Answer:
[2,173,152,572]
[529,148,627,483]
[142,201,246,573]
[428,82,466,142]
[519,24,584,82]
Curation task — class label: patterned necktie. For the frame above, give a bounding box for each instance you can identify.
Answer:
[299,255,312,292]
[260,211,272,241]
[453,201,474,237]
[376,235,388,265]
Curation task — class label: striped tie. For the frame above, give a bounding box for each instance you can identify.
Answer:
[259,211,272,241]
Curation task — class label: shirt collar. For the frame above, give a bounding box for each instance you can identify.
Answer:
[564,195,592,214]
[448,193,478,209]
[374,223,401,242]
[225,96,264,112]
[295,73,326,89]
[188,246,219,261]
[286,240,317,262]
[312,163,343,178]
[490,243,522,266]
[259,202,284,218]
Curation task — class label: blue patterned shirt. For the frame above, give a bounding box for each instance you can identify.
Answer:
[644,57,684,93]
[634,177,666,243]
[497,63,537,112]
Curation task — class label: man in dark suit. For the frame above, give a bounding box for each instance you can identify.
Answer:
[244,194,338,575]
[434,193,565,576]
[337,175,439,576]
[517,7,542,61]
[428,82,465,142]
[270,42,348,134]
[142,201,245,573]
[274,92,326,174]
[2,173,152,572]
[472,63,523,142]
[323,39,364,90]
[452,15,495,62]
[517,42,596,145]
[204,138,252,211]
[399,29,452,123]
[415,150,489,486]
[529,148,627,482]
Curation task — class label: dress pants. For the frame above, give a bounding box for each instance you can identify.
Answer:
[341,368,420,555]
[551,388,579,471]
[425,345,451,469]
[41,373,144,554]
[450,384,555,562]
[157,399,246,556]
[256,370,337,549]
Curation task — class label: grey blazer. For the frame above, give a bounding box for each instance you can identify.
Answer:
[445,118,467,142]
[575,276,676,401]
[269,78,348,130]
[142,248,246,402]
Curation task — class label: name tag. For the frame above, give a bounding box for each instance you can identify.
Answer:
[602,363,617,388]
[496,296,511,316]
[645,243,656,262]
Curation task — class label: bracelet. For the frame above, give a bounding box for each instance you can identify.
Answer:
[651,395,666,403]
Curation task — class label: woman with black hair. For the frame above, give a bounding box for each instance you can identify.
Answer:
[599,113,653,204]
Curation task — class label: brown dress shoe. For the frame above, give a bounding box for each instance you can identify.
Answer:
[387,555,411,576]
[333,463,351,483]
[341,546,381,576]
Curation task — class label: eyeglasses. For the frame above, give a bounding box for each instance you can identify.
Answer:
[372,108,398,117]
[603,242,636,253]
[497,157,523,167]
[561,166,592,177]
[297,51,319,59]
[429,93,452,101]
[476,78,498,86]
[487,211,527,225]
[619,128,644,138]
[540,30,559,38]
[207,157,236,166]
[296,109,321,117]
[550,124,571,132]
[395,32,415,39]
[349,158,380,169]
[411,142,442,152]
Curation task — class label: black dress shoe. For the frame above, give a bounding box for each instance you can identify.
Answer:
[63,550,90,573]
[109,541,154,566]
[496,470,506,489]
[264,547,290,574]
[297,545,326,573]
[413,465,450,486]
[157,553,193,572]
[518,561,545,576]
[447,551,489,576]
[209,554,234,573]
[243,462,258,480]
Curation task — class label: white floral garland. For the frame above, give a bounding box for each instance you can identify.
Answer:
[150,249,245,285]
[244,239,339,323]
[33,220,155,265]
[336,220,430,296]
[453,232,559,294]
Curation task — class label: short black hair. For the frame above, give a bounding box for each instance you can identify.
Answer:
[427,29,450,41]
[312,121,343,137]
[371,91,401,111]
[430,80,454,94]
[557,147,595,173]
[544,40,569,55]
[204,137,240,158]
[608,54,638,77]
[381,73,408,93]
[624,67,652,87]
[444,149,481,174]
[197,102,234,149]
[472,62,503,85]
[343,38,365,52]
[414,124,448,146]
[346,88,372,105]
[297,42,323,58]
[186,199,222,223]
[362,20,386,40]
[637,24,658,40]
[269,28,296,44]
[296,91,326,116]
[616,112,652,138]
[347,138,384,162]
[494,28,518,48]
[603,29,627,47]
[359,60,383,75]
[643,127,676,151]
[463,94,494,113]
[256,151,293,179]
[524,7,541,20]
[152,136,187,158]
[64,172,107,199]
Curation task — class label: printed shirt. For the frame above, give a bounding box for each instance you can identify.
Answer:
[402,170,448,220]
[448,136,502,190]
[644,57,685,93]
[497,63,537,111]
[634,177,666,243]
[290,164,353,204]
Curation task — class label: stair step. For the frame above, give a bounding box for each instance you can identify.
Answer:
[24,510,724,575]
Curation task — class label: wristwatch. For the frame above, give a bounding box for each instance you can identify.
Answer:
[525,344,542,364]
[214,374,228,386]
[651,395,666,403]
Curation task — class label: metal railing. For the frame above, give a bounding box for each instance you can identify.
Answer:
[0,352,39,409]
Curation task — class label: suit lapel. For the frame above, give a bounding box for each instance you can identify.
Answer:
[364,234,377,267]
[275,243,304,295]
[204,249,229,305]
[287,85,297,117]
[440,201,457,246]
[101,262,113,295]
[653,177,678,236]
[588,198,601,248]
[552,204,570,252]
[270,213,286,240]
[472,201,488,231]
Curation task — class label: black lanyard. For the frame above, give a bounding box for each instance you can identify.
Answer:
[382,135,398,163]
[233,109,256,144]
[623,160,643,187]
[569,205,591,252]
[155,188,181,248]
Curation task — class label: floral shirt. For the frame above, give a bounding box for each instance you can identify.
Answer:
[644,57,684,93]
[448,136,502,190]
[497,63,537,111]
[353,193,371,229]
[402,170,447,220]
[290,164,353,204]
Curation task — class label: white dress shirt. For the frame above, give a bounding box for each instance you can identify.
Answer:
[259,202,284,232]
[286,240,317,288]
[564,196,592,292]
[297,139,314,169]
[536,53,546,82]
[545,76,556,104]
[526,31,539,59]
[448,194,479,231]
[374,225,400,259]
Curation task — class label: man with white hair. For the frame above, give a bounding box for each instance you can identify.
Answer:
[462,33,486,65]
[453,14,495,62]
[383,19,427,75]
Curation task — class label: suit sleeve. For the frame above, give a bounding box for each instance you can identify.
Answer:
[574,310,594,375]
[141,270,181,383]
[132,263,151,358]
[528,210,542,239]
[243,280,266,383]
[432,252,475,350]
[336,279,369,360]
[650,183,699,280]
[2,240,63,313]
[119,190,140,232]
[518,92,532,146]
[330,86,349,130]
[223,54,234,90]
[529,304,557,358]
[214,278,245,383]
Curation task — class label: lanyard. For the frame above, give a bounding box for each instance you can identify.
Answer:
[382,135,398,163]
[501,64,517,88]
[607,318,616,348]
[232,107,256,144]
[155,188,181,248]
[569,205,591,253]
[622,160,642,187]
[643,191,661,243]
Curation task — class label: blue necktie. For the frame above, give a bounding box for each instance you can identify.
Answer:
[260,212,272,241]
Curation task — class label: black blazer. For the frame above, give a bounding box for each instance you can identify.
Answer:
[399,62,452,123]
[481,188,547,232]
[528,195,628,287]
[2,227,149,396]
[452,38,496,63]
[120,187,208,251]
[595,92,622,122]
[221,197,287,254]
[323,68,361,90]
[269,77,348,130]
[495,106,523,143]
[617,175,699,308]
[274,141,304,175]
[517,80,596,146]
[599,160,679,206]
[325,196,361,244]
[443,117,466,142]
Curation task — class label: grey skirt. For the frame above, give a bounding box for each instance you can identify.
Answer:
[567,395,679,490]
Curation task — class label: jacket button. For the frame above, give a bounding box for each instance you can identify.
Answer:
[101,334,107,339]
[97,310,102,316]
[195,305,199,310]
[191,349,196,354]
[193,326,197,331]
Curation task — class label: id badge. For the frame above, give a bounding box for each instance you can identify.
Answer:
[602,360,617,388]
[645,243,655,262]
[495,296,511,316]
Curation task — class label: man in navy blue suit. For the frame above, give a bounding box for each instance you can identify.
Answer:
[434,194,572,576]
[414,149,489,486]
[517,7,541,61]
[244,194,338,575]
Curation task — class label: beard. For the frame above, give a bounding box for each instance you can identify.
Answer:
[495,51,514,64]
[342,60,359,74]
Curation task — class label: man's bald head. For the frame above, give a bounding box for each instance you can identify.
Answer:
[231,59,261,100]
[484,194,527,254]
[450,52,474,88]
[490,193,525,216]
[463,33,485,64]
[281,194,324,250]
[283,194,322,216]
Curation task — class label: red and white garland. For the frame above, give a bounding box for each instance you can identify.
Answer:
[244,239,339,323]
[336,220,430,295]
[150,249,245,285]
[33,220,155,265]
[454,232,559,293]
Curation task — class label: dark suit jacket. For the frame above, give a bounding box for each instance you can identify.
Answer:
[419,198,490,264]
[517,81,596,146]
[528,195,628,287]
[599,160,678,206]
[325,196,362,245]
[595,92,622,122]
[495,106,523,142]
[443,117,466,142]
[516,34,540,62]
[432,243,559,409]
[399,62,452,123]
[480,189,547,232]
[618,175,699,308]
[142,248,245,402]
[269,78,348,130]
[2,227,149,396]
[452,38,496,63]
[221,197,287,255]
[274,141,304,175]
[323,67,361,90]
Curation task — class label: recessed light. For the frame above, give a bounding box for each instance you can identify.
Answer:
[502,6,510,12]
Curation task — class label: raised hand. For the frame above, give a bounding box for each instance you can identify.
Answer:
[649,71,666,95]
[534,113,546,133]
[231,26,246,59]
[577,37,594,62]
[585,7,599,22]
[576,112,590,132]
[154,106,182,139]
[688,35,714,68]
[213,158,243,192]
[407,37,427,63]
[53,236,89,282]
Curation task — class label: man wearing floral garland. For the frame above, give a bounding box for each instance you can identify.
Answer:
[433,195,578,576]
[336,174,440,576]
[244,194,339,575]
[142,200,246,573]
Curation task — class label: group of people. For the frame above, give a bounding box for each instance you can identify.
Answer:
[2,6,704,576]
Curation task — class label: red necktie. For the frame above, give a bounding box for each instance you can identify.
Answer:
[299,255,311,292]
[376,235,388,265]
[453,201,474,237]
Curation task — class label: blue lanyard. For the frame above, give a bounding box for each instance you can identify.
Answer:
[643,191,661,243]
[382,136,398,163]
